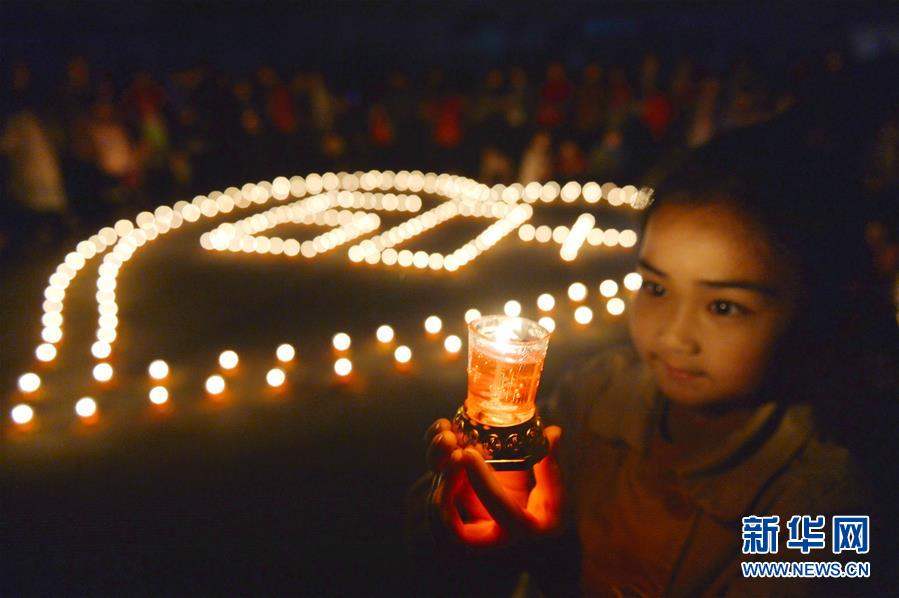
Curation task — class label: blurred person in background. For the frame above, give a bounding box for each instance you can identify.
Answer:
[423,72,466,173]
[1,63,69,253]
[587,127,627,183]
[556,139,587,180]
[685,75,722,148]
[258,66,299,175]
[519,130,552,183]
[721,59,771,131]
[369,104,396,151]
[574,63,606,143]
[57,56,93,130]
[471,68,508,150]
[479,145,515,187]
[308,72,336,134]
[259,66,298,137]
[638,54,674,144]
[368,99,398,170]
[124,71,170,203]
[537,62,573,130]
[380,71,425,165]
[87,99,139,206]
[505,66,534,128]
[606,65,635,129]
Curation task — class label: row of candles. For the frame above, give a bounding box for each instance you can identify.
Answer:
[199,185,541,273]
[347,201,533,270]
[200,191,423,256]
[10,274,642,428]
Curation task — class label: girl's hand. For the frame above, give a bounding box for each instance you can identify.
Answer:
[424,418,493,523]
[427,421,564,549]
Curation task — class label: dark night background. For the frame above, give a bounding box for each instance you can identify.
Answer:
[1,1,898,596]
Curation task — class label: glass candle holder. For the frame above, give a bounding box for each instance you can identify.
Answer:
[453,315,551,470]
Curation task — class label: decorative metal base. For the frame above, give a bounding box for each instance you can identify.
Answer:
[452,406,548,471]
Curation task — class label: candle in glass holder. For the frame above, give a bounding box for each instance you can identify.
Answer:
[464,316,548,426]
[454,315,551,471]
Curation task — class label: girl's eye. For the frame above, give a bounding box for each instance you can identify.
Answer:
[640,281,666,297]
[708,300,748,316]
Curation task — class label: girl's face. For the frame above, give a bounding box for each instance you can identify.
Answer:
[629,202,799,407]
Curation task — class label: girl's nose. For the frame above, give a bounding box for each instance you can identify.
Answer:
[657,305,700,355]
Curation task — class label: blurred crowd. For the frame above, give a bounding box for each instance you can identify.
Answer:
[1,51,897,271]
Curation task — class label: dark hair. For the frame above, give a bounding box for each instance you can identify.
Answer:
[645,114,898,442]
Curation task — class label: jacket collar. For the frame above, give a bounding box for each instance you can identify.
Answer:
[587,355,814,522]
[678,401,813,521]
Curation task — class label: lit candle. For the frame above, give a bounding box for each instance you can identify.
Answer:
[266,367,286,387]
[394,345,412,365]
[206,375,226,396]
[332,333,351,351]
[75,397,98,419]
[538,316,556,333]
[93,363,114,382]
[148,359,169,380]
[17,373,41,394]
[11,403,34,425]
[559,213,595,261]
[457,315,551,474]
[623,272,643,291]
[35,343,57,362]
[567,282,587,302]
[537,293,555,312]
[607,298,626,316]
[599,279,619,298]
[574,306,593,325]
[503,300,522,317]
[91,341,112,359]
[219,350,239,370]
[376,325,395,344]
[334,357,353,377]
[149,386,169,405]
[276,343,296,362]
[424,316,442,334]
[444,335,462,355]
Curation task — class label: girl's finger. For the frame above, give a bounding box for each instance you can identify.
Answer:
[429,451,464,536]
[435,450,465,512]
[439,466,507,548]
[529,425,564,532]
[426,429,459,472]
[532,425,563,491]
[423,418,452,449]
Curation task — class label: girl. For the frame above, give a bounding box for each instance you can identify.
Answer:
[412,115,898,596]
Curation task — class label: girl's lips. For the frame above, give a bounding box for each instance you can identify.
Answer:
[661,361,704,381]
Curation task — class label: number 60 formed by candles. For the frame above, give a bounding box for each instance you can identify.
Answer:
[199,171,650,273]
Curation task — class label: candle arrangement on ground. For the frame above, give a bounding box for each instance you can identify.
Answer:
[5,170,648,441]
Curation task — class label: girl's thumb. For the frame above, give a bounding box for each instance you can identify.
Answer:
[544,425,562,460]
